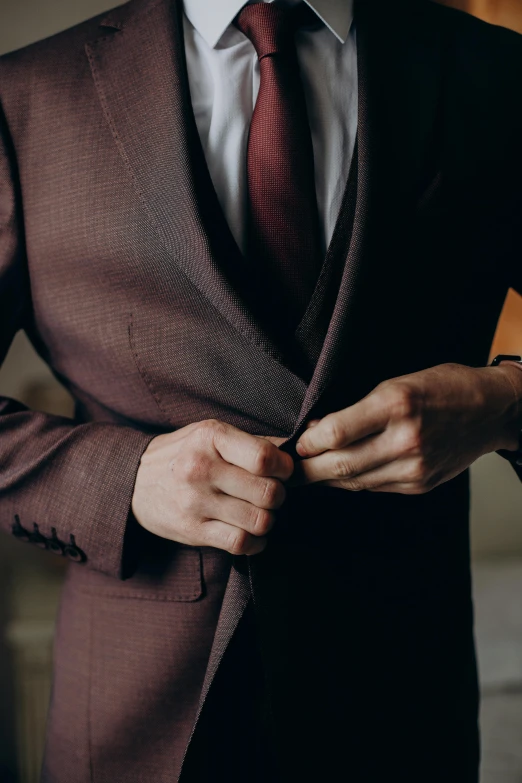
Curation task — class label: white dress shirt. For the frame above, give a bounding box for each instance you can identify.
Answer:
[182,0,358,256]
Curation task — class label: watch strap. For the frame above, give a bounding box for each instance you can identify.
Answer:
[490,354,522,467]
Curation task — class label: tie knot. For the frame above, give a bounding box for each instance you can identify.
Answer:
[235,2,319,60]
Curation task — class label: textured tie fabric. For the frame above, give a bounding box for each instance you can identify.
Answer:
[235,1,323,337]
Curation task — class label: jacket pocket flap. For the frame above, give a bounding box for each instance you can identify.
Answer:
[69,537,203,601]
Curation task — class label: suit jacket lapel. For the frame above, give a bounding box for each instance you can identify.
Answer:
[85,0,289,364]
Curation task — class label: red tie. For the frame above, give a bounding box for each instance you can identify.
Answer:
[235,2,323,337]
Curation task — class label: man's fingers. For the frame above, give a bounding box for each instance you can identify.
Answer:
[198,520,267,556]
[290,431,394,487]
[214,463,287,509]
[208,493,276,536]
[296,395,388,457]
[211,421,294,480]
[320,456,431,493]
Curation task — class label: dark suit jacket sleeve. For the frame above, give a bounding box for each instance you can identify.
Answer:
[0,100,155,579]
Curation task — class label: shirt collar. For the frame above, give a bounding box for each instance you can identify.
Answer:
[182,0,354,49]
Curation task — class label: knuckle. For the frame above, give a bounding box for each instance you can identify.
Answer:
[374,379,391,397]
[260,478,284,508]
[179,453,209,483]
[198,418,219,432]
[252,440,274,475]
[251,508,274,536]
[398,422,423,454]
[386,384,417,420]
[323,417,345,449]
[340,477,365,492]
[408,457,428,484]
[332,456,357,480]
[198,418,226,440]
[226,528,249,556]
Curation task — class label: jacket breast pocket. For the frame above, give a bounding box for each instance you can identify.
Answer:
[69,535,203,601]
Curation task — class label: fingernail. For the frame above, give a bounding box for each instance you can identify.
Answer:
[295,441,307,456]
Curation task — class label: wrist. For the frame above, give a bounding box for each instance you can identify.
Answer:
[490,361,522,452]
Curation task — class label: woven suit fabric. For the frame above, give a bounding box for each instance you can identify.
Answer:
[235,1,323,335]
[1,0,522,779]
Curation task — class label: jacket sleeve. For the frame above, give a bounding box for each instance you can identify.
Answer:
[0,100,156,579]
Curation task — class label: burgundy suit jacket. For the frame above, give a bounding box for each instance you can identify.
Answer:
[1,0,521,780]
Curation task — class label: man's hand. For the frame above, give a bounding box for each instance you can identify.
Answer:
[132,419,294,555]
[291,363,522,495]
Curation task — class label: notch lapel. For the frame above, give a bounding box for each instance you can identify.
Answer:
[85,0,289,363]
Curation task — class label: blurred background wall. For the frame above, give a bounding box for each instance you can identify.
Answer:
[437,0,522,33]
[0,0,521,781]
